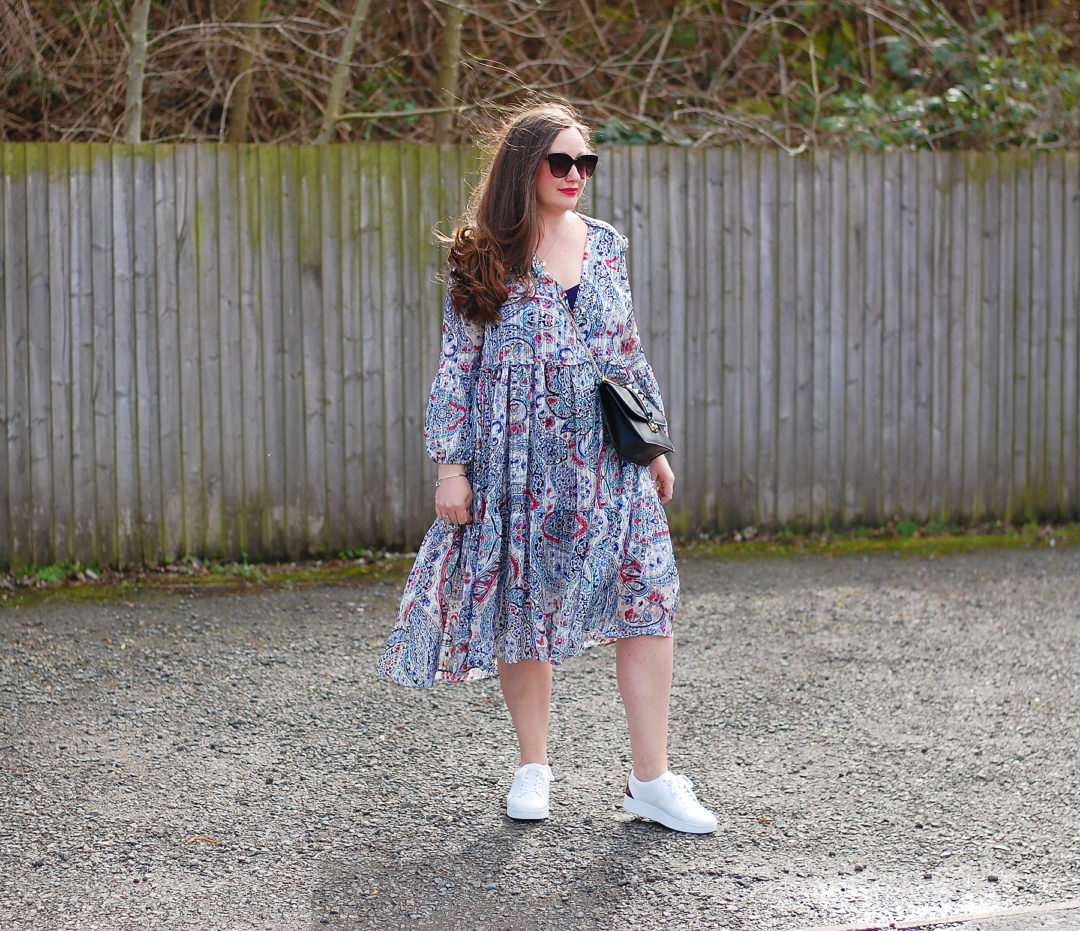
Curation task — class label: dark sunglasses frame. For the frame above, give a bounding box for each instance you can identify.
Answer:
[545,152,599,179]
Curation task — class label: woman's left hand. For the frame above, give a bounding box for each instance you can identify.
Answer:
[650,454,675,504]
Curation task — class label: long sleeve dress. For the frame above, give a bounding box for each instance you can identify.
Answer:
[376,215,679,688]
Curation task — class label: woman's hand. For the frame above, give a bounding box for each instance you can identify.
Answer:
[434,466,473,526]
[649,454,675,505]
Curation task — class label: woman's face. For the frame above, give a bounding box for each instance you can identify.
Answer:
[535,126,590,215]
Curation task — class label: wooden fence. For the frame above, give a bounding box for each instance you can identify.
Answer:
[1,144,1078,569]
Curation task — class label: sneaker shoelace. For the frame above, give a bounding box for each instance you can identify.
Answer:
[666,773,702,807]
[517,767,549,797]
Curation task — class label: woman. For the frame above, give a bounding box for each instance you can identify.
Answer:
[377,102,715,834]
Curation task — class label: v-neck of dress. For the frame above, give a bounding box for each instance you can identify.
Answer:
[535,221,591,292]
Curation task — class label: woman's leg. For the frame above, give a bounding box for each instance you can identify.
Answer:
[497,657,553,765]
[616,635,674,781]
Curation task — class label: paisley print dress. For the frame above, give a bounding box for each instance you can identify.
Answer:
[377,216,679,687]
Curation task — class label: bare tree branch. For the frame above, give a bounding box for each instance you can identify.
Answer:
[638,3,681,118]
[120,0,152,143]
[433,1,467,143]
[225,0,264,143]
[315,0,373,144]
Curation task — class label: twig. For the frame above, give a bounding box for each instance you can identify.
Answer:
[638,4,681,119]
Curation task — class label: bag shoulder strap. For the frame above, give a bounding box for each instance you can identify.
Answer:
[557,297,606,384]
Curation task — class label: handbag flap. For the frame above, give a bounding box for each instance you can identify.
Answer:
[599,378,668,429]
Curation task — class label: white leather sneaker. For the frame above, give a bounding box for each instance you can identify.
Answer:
[623,771,717,833]
[506,763,552,820]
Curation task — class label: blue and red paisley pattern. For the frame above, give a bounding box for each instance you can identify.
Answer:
[377,217,679,687]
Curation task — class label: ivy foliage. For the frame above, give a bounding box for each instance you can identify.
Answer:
[815,3,1080,148]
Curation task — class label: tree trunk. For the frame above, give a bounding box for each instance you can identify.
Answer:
[432,1,466,143]
[226,0,264,144]
[120,0,152,143]
[315,0,374,145]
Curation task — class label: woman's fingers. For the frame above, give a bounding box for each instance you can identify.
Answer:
[649,456,675,504]
[434,483,473,525]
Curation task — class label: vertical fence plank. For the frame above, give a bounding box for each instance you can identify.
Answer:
[863,152,885,525]
[774,152,797,527]
[686,145,712,535]
[643,148,675,525]
[0,146,8,567]
[238,146,266,558]
[700,148,724,530]
[217,145,243,560]
[1063,153,1080,515]
[418,144,448,540]
[46,144,73,563]
[960,153,984,520]
[25,144,54,567]
[153,146,183,561]
[792,154,814,528]
[810,151,831,526]
[913,152,935,521]
[606,146,632,250]
[1028,153,1051,518]
[944,154,967,520]
[1012,154,1034,520]
[718,148,742,527]
[897,152,919,520]
[379,144,406,545]
[89,144,118,565]
[398,144,426,544]
[825,152,847,527]
[995,154,1018,520]
[358,145,386,541]
[68,145,97,562]
[299,145,326,554]
[677,146,701,533]
[2,146,31,565]
[320,145,346,555]
[259,145,286,555]
[279,147,306,556]
[843,151,866,525]
[929,155,951,520]
[591,144,612,229]
[175,146,203,556]
[628,145,651,357]
[131,145,160,564]
[112,146,140,564]
[664,147,688,535]
[976,153,1001,521]
[341,145,364,547]
[1044,152,1065,516]
[739,149,761,526]
[194,146,223,558]
[756,150,779,527]
[880,151,902,522]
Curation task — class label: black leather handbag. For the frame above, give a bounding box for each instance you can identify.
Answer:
[597,377,674,465]
[561,303,674,466]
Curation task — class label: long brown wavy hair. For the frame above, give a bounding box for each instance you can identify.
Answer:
[447,102,590,325]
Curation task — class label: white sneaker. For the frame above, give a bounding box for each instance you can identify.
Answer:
[506,763,552,820]
[623,771,717,833]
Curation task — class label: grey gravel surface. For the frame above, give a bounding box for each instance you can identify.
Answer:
[1,547,1078,931]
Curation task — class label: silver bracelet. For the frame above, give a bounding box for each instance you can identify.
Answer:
[434,473,467,488]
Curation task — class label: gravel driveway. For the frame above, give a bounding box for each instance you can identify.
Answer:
[1,547,1078,930]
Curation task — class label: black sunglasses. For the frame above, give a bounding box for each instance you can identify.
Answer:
[545,153,599,179]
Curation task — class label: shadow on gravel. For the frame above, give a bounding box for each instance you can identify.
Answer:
[315,820,626,930]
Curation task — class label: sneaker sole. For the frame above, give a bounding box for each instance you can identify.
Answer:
[506,803,549,820]
[622,795,717,834]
